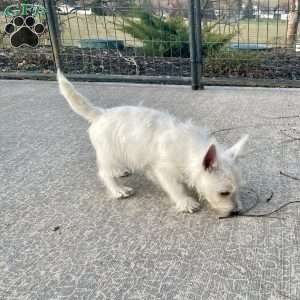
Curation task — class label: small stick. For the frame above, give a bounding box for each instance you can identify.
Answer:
[221,201,300,219]
[117,50,140,75]
[247,201,300,217]
[266,191,274,202]
[53,226,60,232]
[211,123,272,135]
[280,130,300,141]
[220,213,283,220]
[280,171,300,181]
[255,114,300,120]
[219,190,288,220]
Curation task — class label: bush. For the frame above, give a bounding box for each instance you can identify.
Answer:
[202,23,235,55]
[91,0,107,16]
[204,49,263,77]
[121,9,234,58]
[121,10,189,57]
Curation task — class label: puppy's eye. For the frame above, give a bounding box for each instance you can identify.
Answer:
[219,191,230,197]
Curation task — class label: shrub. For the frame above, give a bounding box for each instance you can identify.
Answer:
[121,9,234,58]
[91,0,107,16]
[204,49,263,77]
[202,23,235,55]
[121,10,189,57]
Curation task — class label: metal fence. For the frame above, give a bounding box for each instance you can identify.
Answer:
[0,0,300,87]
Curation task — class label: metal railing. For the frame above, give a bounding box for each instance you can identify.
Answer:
[0,0,300,87]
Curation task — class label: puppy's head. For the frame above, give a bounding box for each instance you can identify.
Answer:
[196,135,248,217]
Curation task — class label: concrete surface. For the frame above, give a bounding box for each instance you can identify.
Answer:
[1,80,300,300]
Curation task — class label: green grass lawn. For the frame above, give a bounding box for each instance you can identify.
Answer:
[58,15,137,46]
[0,14,293,49]
[214,19,290,46]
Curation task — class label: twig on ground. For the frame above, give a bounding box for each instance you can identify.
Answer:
[117,50,140,75]
[244,130,300,156]
[279,139,300,145]
[221,198,300,219]
[280,130,300,141]
[211,123,274,135]
[276,289,299,300]
[241,201,300,218]
[255,114,300,120]
[238,190,278,217]
[220,189,286,220]
[266,191,274,202]
[211,126,245,135]
[224,213,283,219]
[280,171,300,181]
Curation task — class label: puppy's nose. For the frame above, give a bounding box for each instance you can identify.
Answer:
[229,210,240,217]
[229,204,240,216]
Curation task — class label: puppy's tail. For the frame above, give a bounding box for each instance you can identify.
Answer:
[57,69,102,122]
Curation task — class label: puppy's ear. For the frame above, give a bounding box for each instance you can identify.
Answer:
[224,135,249,162]
[203,144,218,171]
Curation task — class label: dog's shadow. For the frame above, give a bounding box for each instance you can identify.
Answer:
[115,173,207,214]
[118,172,165,199]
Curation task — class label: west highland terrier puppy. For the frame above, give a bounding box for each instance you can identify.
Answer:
[57,70,248,217]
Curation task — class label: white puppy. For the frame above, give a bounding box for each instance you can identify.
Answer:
[57,70,248,217]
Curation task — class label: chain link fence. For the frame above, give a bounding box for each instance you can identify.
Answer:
[201,0,300,84]
[0,0,300,87]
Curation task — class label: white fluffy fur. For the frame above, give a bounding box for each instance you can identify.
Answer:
[57,70,248,217]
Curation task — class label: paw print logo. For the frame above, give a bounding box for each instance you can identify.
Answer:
[4,16,45,48]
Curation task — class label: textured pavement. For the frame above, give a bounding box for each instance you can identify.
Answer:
[1,80,300,300]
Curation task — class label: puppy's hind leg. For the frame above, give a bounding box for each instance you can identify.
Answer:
[94,145,134,199]
[98,169,135,199]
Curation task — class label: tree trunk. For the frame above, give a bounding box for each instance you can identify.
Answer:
[287,0,300,48]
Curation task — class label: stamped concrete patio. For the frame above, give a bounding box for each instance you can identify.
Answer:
[1,80,300,299]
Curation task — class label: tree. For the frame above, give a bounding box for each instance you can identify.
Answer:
[168,0,185,17]
[233,0,242,18]
[201,0,216,21]
[243,0,254,19]
[287,0,300,47]
[91,0,106,15]
[91,0,133,16]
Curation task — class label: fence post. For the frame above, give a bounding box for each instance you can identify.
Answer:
[195,0,203,90]
[188,0,203,90]
[44,0,62,70]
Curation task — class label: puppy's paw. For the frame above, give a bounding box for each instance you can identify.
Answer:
[112,186,135,199]
[176,197,201,213]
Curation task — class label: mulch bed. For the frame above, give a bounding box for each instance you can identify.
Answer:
[1,46,300,80]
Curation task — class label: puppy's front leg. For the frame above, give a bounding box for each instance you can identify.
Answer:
[153,168,200,213]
